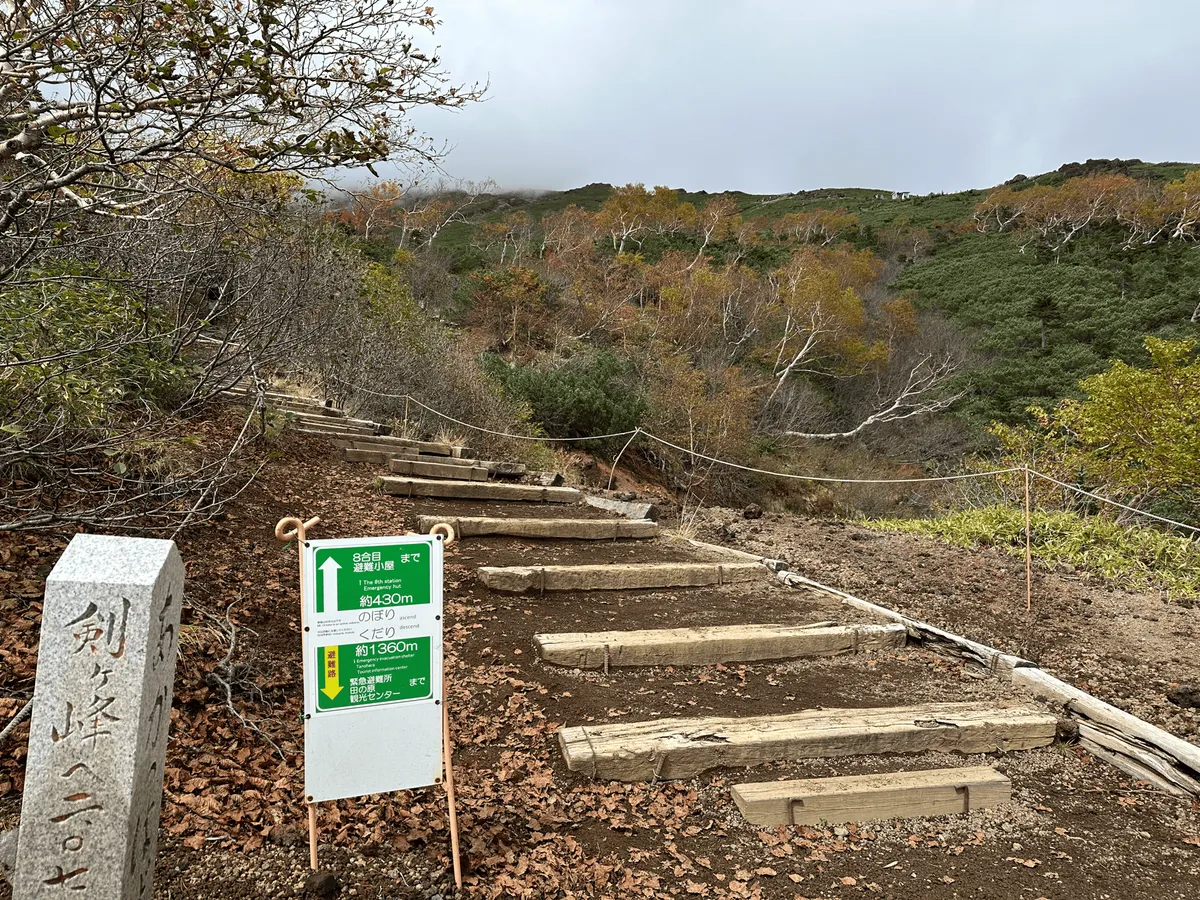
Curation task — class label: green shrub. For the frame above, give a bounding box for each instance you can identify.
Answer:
[0,269,191,432]
[869,505,1200,598]
[483,350,646,452]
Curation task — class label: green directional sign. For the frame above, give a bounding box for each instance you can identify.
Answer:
[302,533,445,803]
[315,637,433,711]
[313,543,431,613]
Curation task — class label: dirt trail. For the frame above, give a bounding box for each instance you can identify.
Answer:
[3,433,1200,900]
[703,510,1200,741]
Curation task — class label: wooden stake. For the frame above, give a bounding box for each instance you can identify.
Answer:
[443,695,463,889]
[1024,466,1033,615]
[275,514,323,871]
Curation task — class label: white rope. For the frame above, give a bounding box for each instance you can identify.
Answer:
[329,376,1200,533]
[1030,471,1200,536]
[0,699,32,746]
[642,431,1026,486]
[331,378,639,443]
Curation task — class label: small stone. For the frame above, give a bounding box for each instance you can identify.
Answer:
[1055,716,1080,743]
[743,504,763,520]
[271,823,303,847]
[1167,685,1200,708]
[305,871,341,898]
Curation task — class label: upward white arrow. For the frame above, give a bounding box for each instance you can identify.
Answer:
[318,557,341,613]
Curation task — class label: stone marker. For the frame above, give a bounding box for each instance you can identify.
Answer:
[13,534,185,900]
[0,829,15,884]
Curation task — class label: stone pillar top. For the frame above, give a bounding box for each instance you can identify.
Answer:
[46,535,180,588]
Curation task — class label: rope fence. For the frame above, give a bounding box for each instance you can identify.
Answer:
[335,380,1200,538]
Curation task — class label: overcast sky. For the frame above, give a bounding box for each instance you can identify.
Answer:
[401,1,1199,195]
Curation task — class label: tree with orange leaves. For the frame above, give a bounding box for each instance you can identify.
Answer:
[334,179,406,241]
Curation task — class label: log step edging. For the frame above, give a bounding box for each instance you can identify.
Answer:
[534,622,907,668]
[731,766,1012,826]
[1012,667,1200,796]
[776,570,1032,675]
[773,567,1200,797]
[558,702,1057,782]
[477,561,765,594]
[417,516,657,541]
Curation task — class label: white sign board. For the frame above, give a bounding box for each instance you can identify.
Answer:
[301,534,444,803]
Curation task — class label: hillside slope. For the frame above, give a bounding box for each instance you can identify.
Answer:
[431,158,1200,426]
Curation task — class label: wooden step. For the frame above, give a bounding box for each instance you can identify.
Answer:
[378,477,580,503]
[413,456,527,477]
[418,516,657,540]
[477,561,765,593]
[287,410,377,428]
[296,424,380,439]
[534,622,906,668]
[337,435,472,457]
[389,458,489,482]
[731,766,1012,826]
[558,702,1057,781]
[220,390,345,416]
[585,495,658,521]
[344,448,411,464]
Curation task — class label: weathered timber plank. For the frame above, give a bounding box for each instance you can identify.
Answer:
[341,432,467,455]
[294,418,377,432]
[348,441,418,456]
[559,702,1056,781]
[343,448,390,464]
[478,561,765,593]
[534,622,906,668]
[585,495,659,521]
[378,477,580,502]
[396,456,527,476]
[288,410,377,428]
[776,571,1034,674]
[732,766,1011,826]
[295,422,379,436]
[1012,667,1200,796]
[220,390,344,416]
[416,516,657,540]
[295,423,380,438]
[679,537,788,572]
[389,458,489,482]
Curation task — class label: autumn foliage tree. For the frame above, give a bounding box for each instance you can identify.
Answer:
[477,185,965,456]
[975,172,1200,256]
[992,337,1200,520]
[332,180,406,240]
[0,0,484,528]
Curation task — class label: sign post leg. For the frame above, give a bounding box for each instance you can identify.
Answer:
[443,699,463,889]
[308,802,319,870]
[275,514,323,871]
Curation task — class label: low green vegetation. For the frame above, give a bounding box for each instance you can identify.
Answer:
[482,351,646,452]
[869,505,1200,599]
[894,230,1200,423]
[0,271,191,433]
